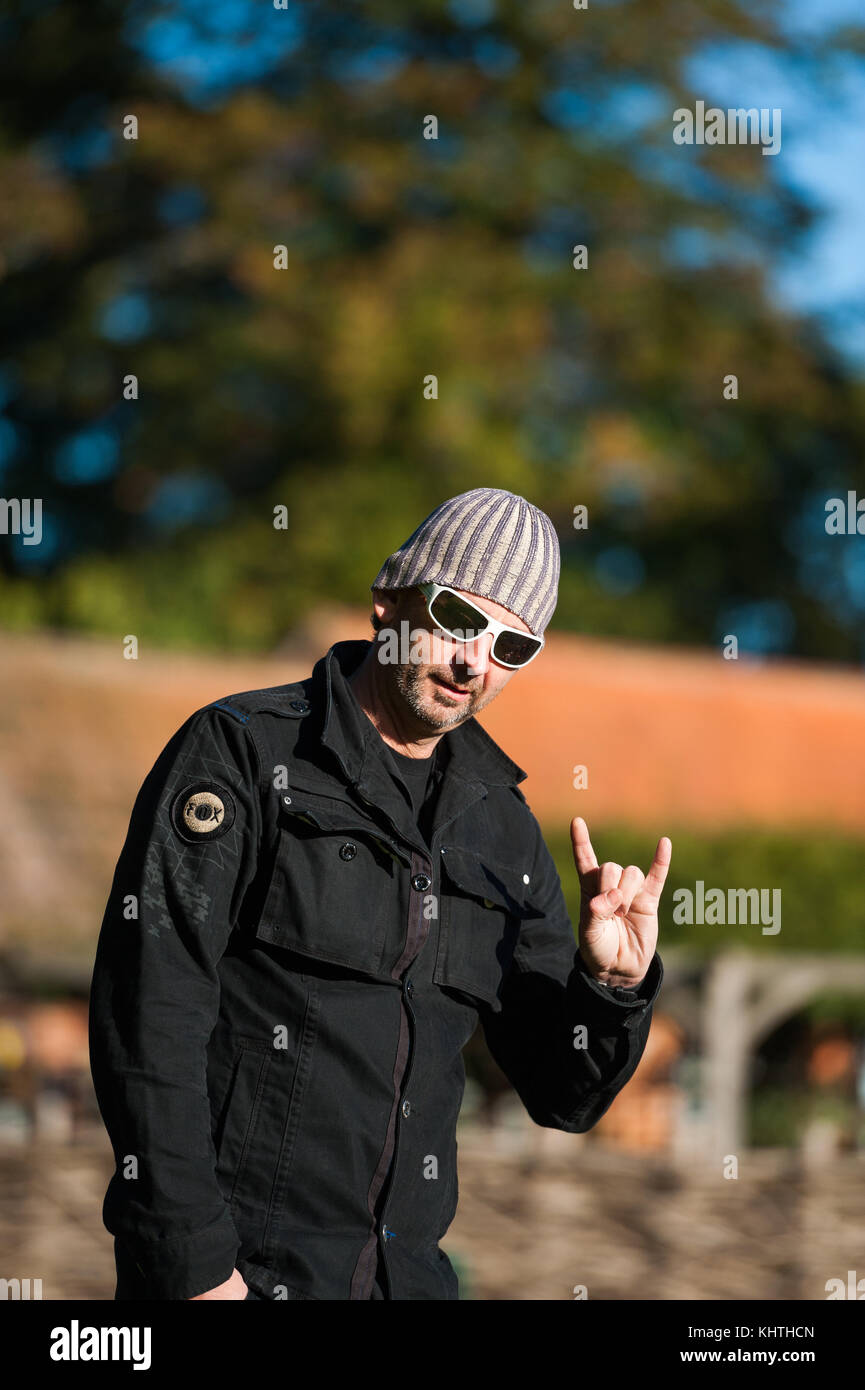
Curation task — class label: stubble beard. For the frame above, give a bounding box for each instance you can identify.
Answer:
[392,661,489,731]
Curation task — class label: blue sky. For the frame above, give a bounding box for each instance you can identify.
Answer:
[687,0,865,367]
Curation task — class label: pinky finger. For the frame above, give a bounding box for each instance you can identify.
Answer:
[644,836,672,900]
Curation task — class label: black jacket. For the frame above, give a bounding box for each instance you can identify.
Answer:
[89,639,663,1300]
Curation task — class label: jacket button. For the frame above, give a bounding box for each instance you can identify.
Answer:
[411,873,431,892]
[401,1100,411,1118]
[405,979,414,997]
[339,842,358,861]
[290,699,309,713]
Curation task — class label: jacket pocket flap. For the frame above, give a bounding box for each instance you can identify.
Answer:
[440,847,537,918]
[276,794,349,833]
[276,791,409,864]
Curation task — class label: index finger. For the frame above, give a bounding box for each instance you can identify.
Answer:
[643,836,672,901]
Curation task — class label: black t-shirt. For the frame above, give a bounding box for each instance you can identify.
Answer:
[383,742,443,847]
[344,673,445,846]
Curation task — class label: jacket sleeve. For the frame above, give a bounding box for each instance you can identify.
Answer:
[88,704,262,1299]
[479,817,663,1133]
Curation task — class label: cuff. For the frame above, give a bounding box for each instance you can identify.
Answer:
[123,1208,240,1300]
[573,949,664,1015]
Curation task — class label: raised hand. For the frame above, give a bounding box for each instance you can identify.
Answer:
[570,817,671,990]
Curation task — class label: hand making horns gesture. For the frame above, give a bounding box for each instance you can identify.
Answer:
[570,816,672,991]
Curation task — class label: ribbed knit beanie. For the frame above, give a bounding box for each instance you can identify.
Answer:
[371,488,560,636]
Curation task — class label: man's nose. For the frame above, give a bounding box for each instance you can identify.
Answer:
[454,630,494,676]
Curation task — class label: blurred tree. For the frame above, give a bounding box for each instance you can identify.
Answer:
[1,0,864,655]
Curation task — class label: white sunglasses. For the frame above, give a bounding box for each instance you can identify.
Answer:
[417,582,545,669]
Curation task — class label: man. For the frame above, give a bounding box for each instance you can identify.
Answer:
[89,486,670,1301]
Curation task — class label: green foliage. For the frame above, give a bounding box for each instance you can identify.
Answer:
[805,994,865,1026]
[747,1087,807,1148]
[748,1087,859,1148]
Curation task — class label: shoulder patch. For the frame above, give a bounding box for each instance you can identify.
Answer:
[171,782,237,843]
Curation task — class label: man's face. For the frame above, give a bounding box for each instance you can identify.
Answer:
[372,585,533,731]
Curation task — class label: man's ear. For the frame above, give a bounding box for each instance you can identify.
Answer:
[372,587,400,626]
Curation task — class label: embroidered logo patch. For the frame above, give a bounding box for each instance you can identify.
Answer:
[171,783,236,843]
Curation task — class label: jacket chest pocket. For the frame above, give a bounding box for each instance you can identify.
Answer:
[434,846,537,1013]
[255,792,409,976]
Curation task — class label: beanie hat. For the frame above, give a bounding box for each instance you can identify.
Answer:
[371,488,560,636]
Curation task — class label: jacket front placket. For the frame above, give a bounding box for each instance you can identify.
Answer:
[318,650,513,1299]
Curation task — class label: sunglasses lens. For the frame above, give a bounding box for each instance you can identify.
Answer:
[428,590,487,642]
[492,631,542,667]
[426,587,542,666]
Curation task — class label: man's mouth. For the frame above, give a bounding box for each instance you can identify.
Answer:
[430,674,473,700]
